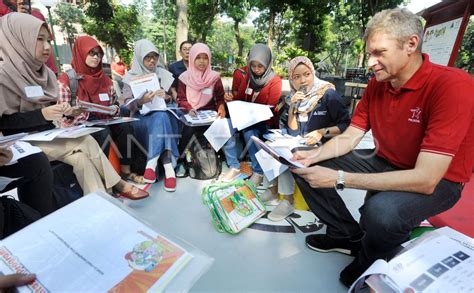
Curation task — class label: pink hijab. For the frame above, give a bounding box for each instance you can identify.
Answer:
[179,43,220,109]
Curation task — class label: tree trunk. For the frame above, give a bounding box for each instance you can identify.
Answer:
[267,8,275,49]
[175,0,188,60]
[234,20,243,57]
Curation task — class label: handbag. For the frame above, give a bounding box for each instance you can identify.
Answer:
[201,180,266,234]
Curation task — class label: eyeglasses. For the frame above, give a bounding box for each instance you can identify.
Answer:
[144,54,159,62]
[88,50,103,58]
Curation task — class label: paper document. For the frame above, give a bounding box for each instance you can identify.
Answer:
[0,193,193,292]
[204,118,236,151]
[255,149,288,181]
[0,176,21,191]
[184,110,218,126]
[56,126,104,139]
[130,73,161,100]
[227,101,273,130]
[140,97,167,115]
[81,117,139,126]
[0,133,27,148]
[251,136,304,169]
[351,231,474,293]
[21,128,68,141]
[5,141,42,165]
[77,100,116,115]
[157,67,174,92]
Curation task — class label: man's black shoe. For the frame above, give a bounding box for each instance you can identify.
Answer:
[305,234,361,256]
[339,257,371,288]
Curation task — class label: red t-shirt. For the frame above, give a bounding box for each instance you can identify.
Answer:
[111,62,127,76]
[351,54,474,183]
[232,67,282,126]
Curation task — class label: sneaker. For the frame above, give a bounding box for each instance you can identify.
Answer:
[175,163,188,178]
[268,199,295,221]
[248,173,264,187]
[143,168,156,184]
[259,189,279,206]
[339,257,371,288]
[305,234,361,256]
[164,177,176,192]
[221,168,242,182]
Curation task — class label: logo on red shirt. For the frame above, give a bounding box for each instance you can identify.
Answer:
[408,107,422,123]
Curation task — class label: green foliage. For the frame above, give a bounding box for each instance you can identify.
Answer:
[188,0,219,42]
[52,2,84,47]
[273,46,320,78]
[455,18,474,74]
[81,0,140,62]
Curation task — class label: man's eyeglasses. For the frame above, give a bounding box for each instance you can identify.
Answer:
[88,50,103,58]
[144,54,159,62]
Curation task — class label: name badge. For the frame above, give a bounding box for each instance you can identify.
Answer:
[99,93,110,102]
[245,88,253,95]
[298,115,308,122]
[202,88,213,95]
[24,86,44,98]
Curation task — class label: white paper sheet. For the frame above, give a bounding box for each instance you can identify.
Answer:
[21,128,68,141]
[255,149,288,181]
[140,97,167,115]
[227,101,273,130]
[130,73,161,100]
[5,141,42,166]
[157,67,174,92]
[56,126,104,139]
[0,193,193,292]
[0,133,27,148]
[184,110,217,125]
[204,118,236,151]
[81,117,139,126]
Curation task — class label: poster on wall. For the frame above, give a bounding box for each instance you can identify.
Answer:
[422,17,463,66]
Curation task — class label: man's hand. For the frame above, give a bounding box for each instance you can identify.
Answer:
[0,148,13,166]
[41,104,66,121]
[291,165,338,188]
[292,148,320,167]
[0,273,36,289]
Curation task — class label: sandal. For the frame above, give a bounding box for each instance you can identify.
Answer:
[121,172,145,184]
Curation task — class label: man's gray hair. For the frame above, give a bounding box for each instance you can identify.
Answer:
[364,8,424,52]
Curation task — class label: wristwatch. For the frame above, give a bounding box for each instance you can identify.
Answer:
[335,170,345,191]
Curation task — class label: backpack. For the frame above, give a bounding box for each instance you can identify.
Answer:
[187,136,222,180]
[65,68,82,105]
[0,195,41,239]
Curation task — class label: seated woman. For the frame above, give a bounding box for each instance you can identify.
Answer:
[0,12,148,200]
[122,39,180,191]
[57,36,142,184]
[176,43,226,174]
[0,148,53,217]
[221,44,282,186]
[262,56,351,221]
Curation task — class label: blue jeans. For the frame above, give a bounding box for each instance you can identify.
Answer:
[294,149,462,264]
[223,122,267,175]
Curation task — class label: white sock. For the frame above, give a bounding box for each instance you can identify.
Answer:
[163,163,175,179]
[146,156,159,171]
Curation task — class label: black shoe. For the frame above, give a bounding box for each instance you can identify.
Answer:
[339,257,371,288]
[305,234,361,256]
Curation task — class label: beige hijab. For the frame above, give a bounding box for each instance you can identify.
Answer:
[0,12,58,116]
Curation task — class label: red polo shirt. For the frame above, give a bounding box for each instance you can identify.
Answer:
[351,54,474,183]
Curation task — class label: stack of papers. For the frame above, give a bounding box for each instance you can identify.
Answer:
[184,110,218,125]
[227,100,273,130]
[0,132,27,148]
[77,100,116,115]
[81,117,139,126]
[21,126,103,141]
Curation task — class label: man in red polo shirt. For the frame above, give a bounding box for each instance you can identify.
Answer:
[291,8,474,288]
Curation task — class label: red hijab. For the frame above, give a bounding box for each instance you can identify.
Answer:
[58,35,112,105]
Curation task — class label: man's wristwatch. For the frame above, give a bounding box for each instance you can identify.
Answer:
[335,170,345,191]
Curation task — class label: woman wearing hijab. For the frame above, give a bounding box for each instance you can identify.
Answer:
[0,13,148,200]
[57,36,140,183]
[261,56,351,221]
[221,44,282,186]
[122,39,180,191]
[176,43,226,175]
